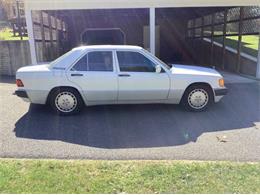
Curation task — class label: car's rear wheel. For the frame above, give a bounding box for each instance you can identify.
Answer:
[50,88,83,115]
[181,84,213,112]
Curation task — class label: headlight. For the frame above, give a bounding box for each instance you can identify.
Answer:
[219,78,225,87]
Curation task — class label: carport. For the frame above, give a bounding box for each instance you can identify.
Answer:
[24,0,260,78]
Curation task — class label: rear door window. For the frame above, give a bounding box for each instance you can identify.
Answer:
[72,51,113,71]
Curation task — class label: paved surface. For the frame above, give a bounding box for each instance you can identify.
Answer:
[0,72,260,161]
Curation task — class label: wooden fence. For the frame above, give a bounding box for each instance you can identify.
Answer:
[0,40,31,76]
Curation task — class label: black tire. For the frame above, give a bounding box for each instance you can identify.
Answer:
[49,87,84,116]
[181,84,213,112]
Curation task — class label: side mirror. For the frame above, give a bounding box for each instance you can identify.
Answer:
[155,65,162,73]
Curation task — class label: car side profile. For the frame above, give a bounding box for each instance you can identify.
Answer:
[15,45,227,115]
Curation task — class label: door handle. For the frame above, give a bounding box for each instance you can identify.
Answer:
[71,73,83,77]
[118,74,130,77]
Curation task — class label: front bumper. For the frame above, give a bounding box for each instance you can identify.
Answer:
[214,88,228,96]
[14,90,28,98]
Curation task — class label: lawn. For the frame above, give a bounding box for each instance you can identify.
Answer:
[0,27,28,41]
[0,159,260,193]
[214,35,259,57]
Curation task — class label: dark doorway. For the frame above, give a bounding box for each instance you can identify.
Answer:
[81,28,125,45]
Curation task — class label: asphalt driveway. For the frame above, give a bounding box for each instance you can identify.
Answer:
[0,71,260,161]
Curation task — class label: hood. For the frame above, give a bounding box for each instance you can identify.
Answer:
[171,64,221,77]
[17,64,50,73]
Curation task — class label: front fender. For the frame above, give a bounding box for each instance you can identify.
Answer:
[168,75,218,104]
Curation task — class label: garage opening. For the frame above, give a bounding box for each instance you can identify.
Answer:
[81,28,125,45]
[31,6,260,78]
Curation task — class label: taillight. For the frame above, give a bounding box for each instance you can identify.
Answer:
[16,79,24,87]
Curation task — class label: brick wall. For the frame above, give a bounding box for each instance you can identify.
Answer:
[0,41,31,76]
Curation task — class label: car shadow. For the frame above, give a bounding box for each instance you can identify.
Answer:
[14,82,260,149]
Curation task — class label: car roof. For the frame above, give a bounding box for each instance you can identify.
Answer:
[72,45,143,51]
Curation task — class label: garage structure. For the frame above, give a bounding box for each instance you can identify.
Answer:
[24,0,260,78]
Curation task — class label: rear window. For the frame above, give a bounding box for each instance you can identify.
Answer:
[50,50,83,69]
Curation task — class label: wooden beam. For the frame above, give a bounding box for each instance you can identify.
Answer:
[16,1,23,40]
[25,9,37,64]
[55,12,60,57]
[210,13,215,66]
[40,11,46,61]
[201,16,204,40]
[24,0,260,10]
[48,13,54,60]
[222,8,228,70]
[256,34,260,79]
[236,7,244,73]
[201,16,205,65]
[60,19,65,54]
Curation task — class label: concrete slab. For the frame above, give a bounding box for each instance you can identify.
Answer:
[0,72,259,161]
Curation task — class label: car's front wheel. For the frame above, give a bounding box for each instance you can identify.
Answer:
[49,88,83,115]
[181,84,213,112]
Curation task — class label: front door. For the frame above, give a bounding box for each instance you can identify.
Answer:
[116,50,170,101]
[67,50,118,102]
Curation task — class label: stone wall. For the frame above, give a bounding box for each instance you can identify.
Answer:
[0,41,31,76]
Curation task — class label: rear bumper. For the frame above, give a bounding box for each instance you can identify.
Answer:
[14,90,28,98]
[214,88,228,96]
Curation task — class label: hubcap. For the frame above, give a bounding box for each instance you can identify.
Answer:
[188,89,209,109]
[55,92,77,113]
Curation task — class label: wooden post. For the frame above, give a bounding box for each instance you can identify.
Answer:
[192,20,195,57]
[16,0,22,40]
[61,19,65,54]
[55,12,60,57]
[25,9,37,64]
[40,11,46,61]
[12,23,16,36]
[21,21,26,36]
[236,7,244,73]
[222,8,228,70]
[210,13,215,66]
[256,34,260,79]
[201,16,204,65]
[48,13,54,60]
[201,17,204,40]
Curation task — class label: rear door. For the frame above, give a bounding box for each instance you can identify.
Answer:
[67,50,118,102]
[116,50,170,101]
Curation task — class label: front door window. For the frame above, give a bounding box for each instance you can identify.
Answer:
[117,51,156,72]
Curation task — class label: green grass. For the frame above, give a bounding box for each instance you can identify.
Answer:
[229,35,259,57]
[0,27,28,41]
[214,35,259,57]
[0,159,260,193]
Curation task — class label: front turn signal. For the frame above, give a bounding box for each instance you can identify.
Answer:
[219,78,225,87]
